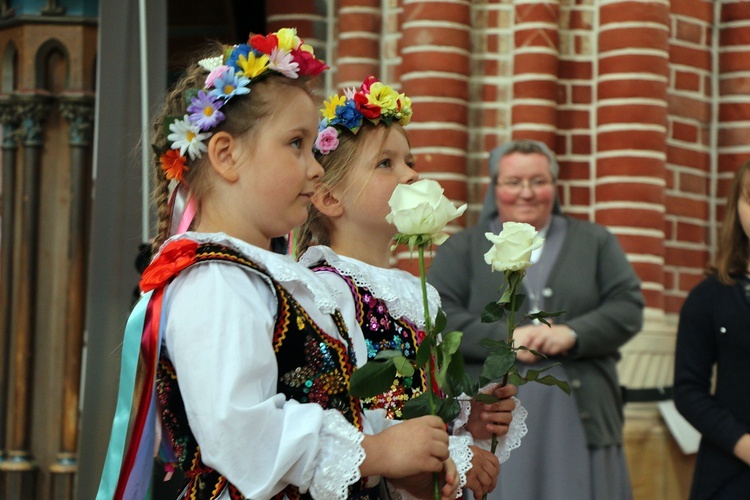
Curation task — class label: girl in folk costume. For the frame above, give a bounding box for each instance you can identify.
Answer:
[96,31,460,500]
[297,78,528,498]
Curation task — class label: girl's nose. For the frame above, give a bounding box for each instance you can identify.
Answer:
[403,165,419,184]
[310,156,324,180]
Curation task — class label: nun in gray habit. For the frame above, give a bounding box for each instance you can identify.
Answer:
[428,140,644,500]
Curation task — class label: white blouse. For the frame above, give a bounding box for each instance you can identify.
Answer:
[159,233,393,499]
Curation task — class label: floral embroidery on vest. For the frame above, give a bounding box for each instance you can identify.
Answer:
[312,263,429,419]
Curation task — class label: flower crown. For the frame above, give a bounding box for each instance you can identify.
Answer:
[314,76,413,155]
[157,28,328,181]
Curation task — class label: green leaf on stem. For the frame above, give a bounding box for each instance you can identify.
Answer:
[474,393,500,404]
[434,307,447,334]
[439,330,462,356]
[499,286,512,304]
[527,310,565,327]
[350,360,397,398]
[535,375,572,395]
[478,338,511,352]
[435,397,461,423]
[402,392,433,419]
[504,293,525,311]
[446,369,478,399]
[481,301,505,323]
[393,355,415,377]
[516,345,546,359]
[415,333,435,368]
[507,270,525,289]
[373,349,404,360]
[507,371,526,387]
[435,331,462,389]
[479,349,516,386]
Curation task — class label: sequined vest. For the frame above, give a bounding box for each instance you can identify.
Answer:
[157,244,366,499]
[311,262,430,419]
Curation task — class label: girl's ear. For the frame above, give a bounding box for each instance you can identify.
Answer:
[312,186,344,218]
[207,131,240,182]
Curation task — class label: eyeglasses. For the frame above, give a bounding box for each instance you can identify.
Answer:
[496,177,554,193]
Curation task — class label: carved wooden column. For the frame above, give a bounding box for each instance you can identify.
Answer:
[48,94,94,499]
[0,93,51,498]
[0,96,20,468]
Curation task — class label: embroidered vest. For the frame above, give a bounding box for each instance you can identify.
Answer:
[311,263,430,419]
[157,244,366,499]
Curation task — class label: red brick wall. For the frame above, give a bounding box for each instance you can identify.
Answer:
[274,0,750,315]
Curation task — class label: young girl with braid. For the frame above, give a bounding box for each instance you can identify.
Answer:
[298,78,528,499]
[96,31,460,500]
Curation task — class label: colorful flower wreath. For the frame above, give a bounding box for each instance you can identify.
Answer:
[314,76,413,155]
[157,27,328,181]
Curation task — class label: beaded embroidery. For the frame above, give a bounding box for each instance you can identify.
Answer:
[312,263,429,419]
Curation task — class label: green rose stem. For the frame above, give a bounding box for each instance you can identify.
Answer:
[418,243,440,500]
[483,269,519,500]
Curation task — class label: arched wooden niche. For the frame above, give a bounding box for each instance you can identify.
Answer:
[2,41,18,93]
[35,39,69,93]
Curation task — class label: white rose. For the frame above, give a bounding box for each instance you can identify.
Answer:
[386,179,467,244]
[484,222,544,272]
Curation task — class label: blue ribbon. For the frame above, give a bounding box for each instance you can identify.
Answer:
[96,291,153,500]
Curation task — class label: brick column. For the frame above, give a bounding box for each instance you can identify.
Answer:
[397,0,472,272]
[399,0,471,210]
[716,2,750,240]
[511,1,560,146]
[336,0,381,88]
[596,1,670,311]
[663,0,713,314]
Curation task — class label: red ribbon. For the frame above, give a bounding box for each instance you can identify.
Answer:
[140,239,199,292]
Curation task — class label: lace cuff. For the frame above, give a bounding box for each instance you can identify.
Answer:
[452,393,472,434]
[470,396,528,464]
[309,410,366,500]
[449,434,473,497]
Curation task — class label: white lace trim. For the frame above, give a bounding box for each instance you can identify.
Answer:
[452,396,528,465]
[453,394,472,433]
[162,232,340,314]
[300,246,441,328]
[449,434,473,497]
[309,410,366,500]
[494,396,527,463]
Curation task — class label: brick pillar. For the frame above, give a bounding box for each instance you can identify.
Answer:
[467,1,514,225]
[336,0,381,88]
[596,1,670,311]
[716,2,750,227]
[663,0,713,314]
[266,4,318,36]
[399,0,471,207]
[511,1,559,146]
[397,0,472,272]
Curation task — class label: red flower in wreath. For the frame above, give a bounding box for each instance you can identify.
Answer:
[249,33,278,55]
[140,239,199,292]
[160,149,188,181]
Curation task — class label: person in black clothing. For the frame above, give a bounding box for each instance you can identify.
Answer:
[674,159,750,499]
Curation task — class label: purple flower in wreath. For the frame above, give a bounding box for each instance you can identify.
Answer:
[187,91,226,131]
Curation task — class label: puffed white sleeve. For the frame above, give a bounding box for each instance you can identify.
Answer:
[163,262,365,499]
